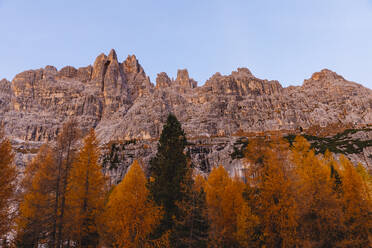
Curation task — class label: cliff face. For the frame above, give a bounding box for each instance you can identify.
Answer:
[1,49,371,180]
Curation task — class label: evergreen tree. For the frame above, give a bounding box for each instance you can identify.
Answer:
[324,150,343,194]
[173,172,209,248]
[148,114,188,240]
[330,164,342,193]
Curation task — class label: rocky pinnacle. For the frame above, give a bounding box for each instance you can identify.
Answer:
[0,50,371,177]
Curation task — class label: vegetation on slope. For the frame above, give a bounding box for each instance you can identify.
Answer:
[1,118,371,247]
[285,128,372,155]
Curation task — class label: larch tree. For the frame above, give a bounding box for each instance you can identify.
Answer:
[53,119,79,247]
[291,136,344,247]
[65,129,106,247]
[355,162,372,198]
[148,113,189,241]
[235,199,260,248]
[205,165,245,248]
[103,160,166,248]
[16,145,57,247]
[0,126,17,242]
[338,155,371,247]
[242,137,298,248]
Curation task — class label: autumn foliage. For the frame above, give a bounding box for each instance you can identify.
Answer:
[16,145,57,247]
[239,136,371,247]
[65,129,106,247]
[205,165,246,247]
[2,115,371,247]
[241,137,298,247]
[0,127,17,242]
[102,160,165,248]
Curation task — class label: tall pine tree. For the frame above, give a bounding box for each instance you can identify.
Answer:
[148,114,189,241]
[173,171,209,248]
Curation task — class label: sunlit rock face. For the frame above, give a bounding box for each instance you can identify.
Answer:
[0,50,371,180]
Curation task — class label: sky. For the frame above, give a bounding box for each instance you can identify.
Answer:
[0,0,371,88]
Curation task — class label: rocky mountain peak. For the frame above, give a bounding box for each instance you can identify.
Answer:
[0,50,371,173]
[101,50,128,116]
[204,68,282,96]
[176,69,189,81]
[156,72,171,89]
[175,69,197,88]
[302,69,364,92]
[92,53,108,83]
[123,54,143,75]
[58,66,78,78]
[231,67,253,78]
[44,65,58,74]
[0,78,11,95]
[0,78,10,85]
[57,65,92,83]
[107,48,118,61]
[310,69,344,81]
[120,54,152,100]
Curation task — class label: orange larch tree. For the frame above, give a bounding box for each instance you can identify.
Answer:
[291,136,344,247]
[0,127,17,242]
[65,129,106,247]
[103,160,166,248]
[242,137,298,248]
[205,165,245,248]
[53,120,79,247]
[16,121,80,248]
[15,145,57,247]
[338,155,371,247]
[355,162,372,199]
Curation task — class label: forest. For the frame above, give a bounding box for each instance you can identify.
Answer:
[0,114,371,248]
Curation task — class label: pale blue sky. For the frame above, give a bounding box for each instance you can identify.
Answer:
[0,0,371,88]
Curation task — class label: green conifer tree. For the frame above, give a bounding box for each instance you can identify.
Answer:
[173,170,209,248]
[148,114,189,241]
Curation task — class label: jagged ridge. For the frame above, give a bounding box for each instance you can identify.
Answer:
[0,49,371,176]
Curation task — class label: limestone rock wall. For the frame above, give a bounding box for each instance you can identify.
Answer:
[0,50,371,177]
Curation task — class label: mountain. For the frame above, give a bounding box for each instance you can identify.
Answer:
[0,49,371,181]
